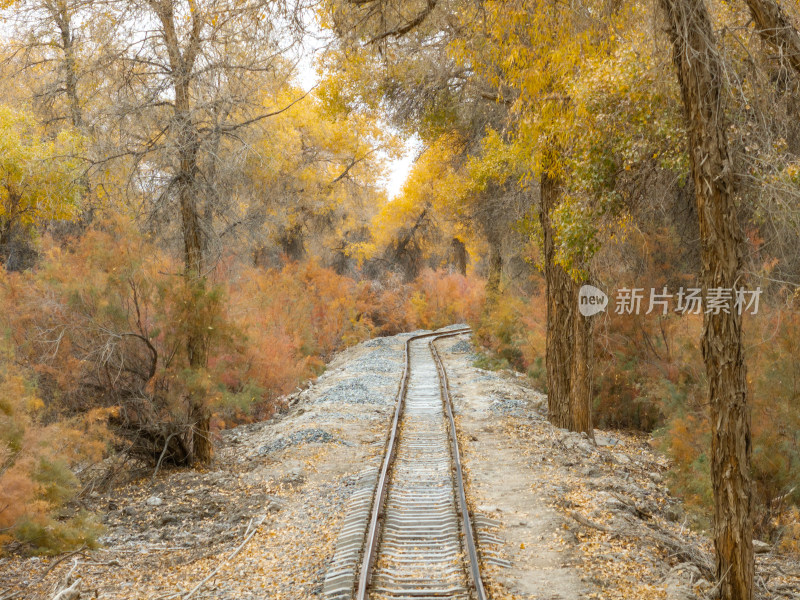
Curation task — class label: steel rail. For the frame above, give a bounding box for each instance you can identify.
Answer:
[431,334,488,600]
[354,327,478,600]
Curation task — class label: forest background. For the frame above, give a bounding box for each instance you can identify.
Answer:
[0,0,799,596]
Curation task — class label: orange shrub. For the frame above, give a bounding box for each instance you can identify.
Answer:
[0,221,246,465]
[222,265,485,417]
[777,507,800,557]
[474,282,546,384]
[0,338,108,553]
[745,305,800,531]
[355,276,415,335]
[223,260,373,415]
[593,310,705,431]
[654,305,800,535]
[407,269,485,330]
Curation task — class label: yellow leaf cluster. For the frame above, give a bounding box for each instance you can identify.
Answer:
[0,105,85,229]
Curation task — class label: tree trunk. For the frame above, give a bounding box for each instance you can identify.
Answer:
[540,174,595,434]
[0,218,13,262]
[392,207,428,281]
[485,240,503,297]
[0,191,21,264]
[451,237,467,275]
[571,279,594,438]
[278,224,307,261]
[660,0,754,597]
[176,98,212,465]
[54,0,83,130]
[49,0,94,226]
[540,173,573,428]
[743,0,800,77]
[153,0,212,465]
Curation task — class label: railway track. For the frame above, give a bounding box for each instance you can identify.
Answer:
[324,329,488,600]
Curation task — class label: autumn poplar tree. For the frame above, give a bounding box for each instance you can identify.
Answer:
[324,0,604,434]
[145,1,208,462]
[453,0,610,435]
[0,106,85,268]
[241,91,395,269]
[108,0,305,463]
[351,135,480,280]
[321,0,517,284]
[4,0,93,129]
[1,0,122,223]
[659,0,754,596]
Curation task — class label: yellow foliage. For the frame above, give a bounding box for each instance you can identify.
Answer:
[243,88,399,257]
[0,105,85,231]
[448,0,685,273]
[365,135,479,265]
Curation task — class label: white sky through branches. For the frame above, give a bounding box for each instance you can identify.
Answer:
[294,36,417,200]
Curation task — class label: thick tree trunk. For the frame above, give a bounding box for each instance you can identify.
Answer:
[153,0,212,465]
[278,224,307,261]
[176,110,212,465]
[0,218,13,261]
[49,0,94,226]
[178,140,212,464]
[540,173,573,428]
[0,191,21,263]
[571,281,594,438]
[540,174,595,434]
[54,0,83,130]
[660,0,754,597]
[0,191,19,244]
[189,398,212,464]
[451,237,467,275]
[392,207,428,281]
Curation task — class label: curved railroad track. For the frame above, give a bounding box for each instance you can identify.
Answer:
[325,328,488,600]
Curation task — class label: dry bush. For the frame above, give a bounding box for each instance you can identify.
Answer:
[0,337,108,553]
[776,507,800,558]
[350,269,485,336]
[746,304,800,533]
[224,260,374,417]
[2,228,487,478]
[0,221,239,467]
[474,279,546,386]
[407,269,485,330]
[354,274,416,335]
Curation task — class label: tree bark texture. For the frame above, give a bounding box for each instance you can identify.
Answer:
[570,289,594,438]
[451,237,468,275]
[540,172,574,429]
[660,0,754,597]
[52,0,84,130]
